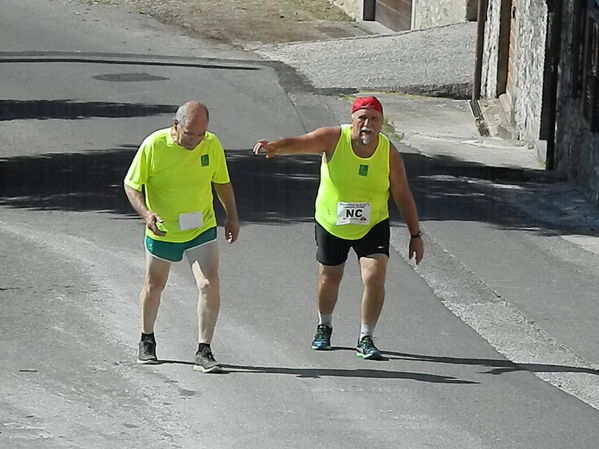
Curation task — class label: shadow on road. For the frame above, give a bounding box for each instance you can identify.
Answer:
[1,131,598,236]
[383,350,599,376]
[221,364,478,383]
[152,349,599,380]
[0,99,177,121]
[152,359,477,383]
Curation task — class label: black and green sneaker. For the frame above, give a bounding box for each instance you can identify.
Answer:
[311,324,332,350]
[356,335,383,360]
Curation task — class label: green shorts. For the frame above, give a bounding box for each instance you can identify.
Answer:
[145,227,217,262]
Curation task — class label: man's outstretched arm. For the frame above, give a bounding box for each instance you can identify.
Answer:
[253,127,341,159]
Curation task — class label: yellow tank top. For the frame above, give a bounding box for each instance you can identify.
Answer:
[315,124,390,240]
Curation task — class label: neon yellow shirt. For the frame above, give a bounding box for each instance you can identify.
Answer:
[124,128,230,243]
[315,124,390,240]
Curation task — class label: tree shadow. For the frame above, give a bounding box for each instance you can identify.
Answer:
[1,140,598,237]
[0,99,177,121]
[0,146,140,213]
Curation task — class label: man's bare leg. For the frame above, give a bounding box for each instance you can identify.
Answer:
[312,263,345,350]
[186,241,221,372]
[358,254,388,329]
[186,241,220,344]
[141,253,171,334]
[356,254,388,359]
[317,263,345,317]
[138,252,170,363]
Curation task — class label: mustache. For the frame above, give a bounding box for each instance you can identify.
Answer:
[360,127,374,133]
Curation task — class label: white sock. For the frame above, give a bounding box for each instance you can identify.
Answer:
[360,323,375,340]
[319,313,333,326]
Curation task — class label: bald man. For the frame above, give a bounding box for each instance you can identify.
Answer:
[125,101,239,372]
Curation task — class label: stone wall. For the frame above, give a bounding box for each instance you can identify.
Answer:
[412,0,477,29]
[329,0,364,20]
[512,0,548,143]
[481,0,548,144]
[330,0,476,27]
[555,0,599,204]
[481,0,502,98]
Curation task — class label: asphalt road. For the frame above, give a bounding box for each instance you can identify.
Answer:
[1,1,599,448]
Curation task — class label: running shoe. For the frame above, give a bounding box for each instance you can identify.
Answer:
[356,335,383,360]
[137,336,158,364]
[194,346,221,373]
[311,324,332,350]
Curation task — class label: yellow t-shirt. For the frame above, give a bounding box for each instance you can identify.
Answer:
[124,128,230,243]
[315,124,390,240]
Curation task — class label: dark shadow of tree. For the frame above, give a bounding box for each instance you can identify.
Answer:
[0,99,177,120]
[1,146,598,238]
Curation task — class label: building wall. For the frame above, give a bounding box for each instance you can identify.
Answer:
[481,0,503,98]
[330,0,476,27]
[481,0,548,143]
[412,0,477,29]
[512,0,548,143]
[555,0,599,204]
[329,0,364,20]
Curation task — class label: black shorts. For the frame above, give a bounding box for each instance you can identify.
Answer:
[315,219,390,266]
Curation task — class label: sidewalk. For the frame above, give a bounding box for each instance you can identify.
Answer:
[256,26,599,410]
[380,92,599,409]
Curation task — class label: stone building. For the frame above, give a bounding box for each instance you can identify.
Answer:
[554,0,599,204]
[479,0,599,205]
[331,0,477,31]
[479,0,549,143]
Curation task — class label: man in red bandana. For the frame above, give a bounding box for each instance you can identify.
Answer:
[253,96,423,360]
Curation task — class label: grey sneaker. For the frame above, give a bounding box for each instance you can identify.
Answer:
[194,345,221,373]
[137,336,158,364]
[356,335,383,360]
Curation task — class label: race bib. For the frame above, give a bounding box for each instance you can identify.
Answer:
[178,211,203,230]
[336,202,371,225]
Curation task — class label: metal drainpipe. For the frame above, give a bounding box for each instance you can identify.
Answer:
[473,0,488,101]
[545,0,562,170]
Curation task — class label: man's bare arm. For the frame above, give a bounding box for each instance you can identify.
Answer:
[213,182,240,243]
[388,145,423,264]
[253,127,341,159]
[124,184,166,236]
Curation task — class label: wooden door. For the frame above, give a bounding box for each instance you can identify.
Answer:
[374,0,413,32]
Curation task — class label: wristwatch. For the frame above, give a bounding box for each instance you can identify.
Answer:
[410,231,422,239]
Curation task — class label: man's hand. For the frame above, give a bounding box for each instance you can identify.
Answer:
[253,140,277,158]
[409,237,424,265]
[144,211,166,236]
[224,217,240,244]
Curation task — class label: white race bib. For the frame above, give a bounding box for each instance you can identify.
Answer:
[178,211,203,230]
[336,202,371,225]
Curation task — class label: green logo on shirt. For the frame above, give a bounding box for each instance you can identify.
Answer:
[358,164,369,176]
[201,154,210,166]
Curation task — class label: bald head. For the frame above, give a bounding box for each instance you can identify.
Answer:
[175,101,209,126]
[173,101,209,150]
